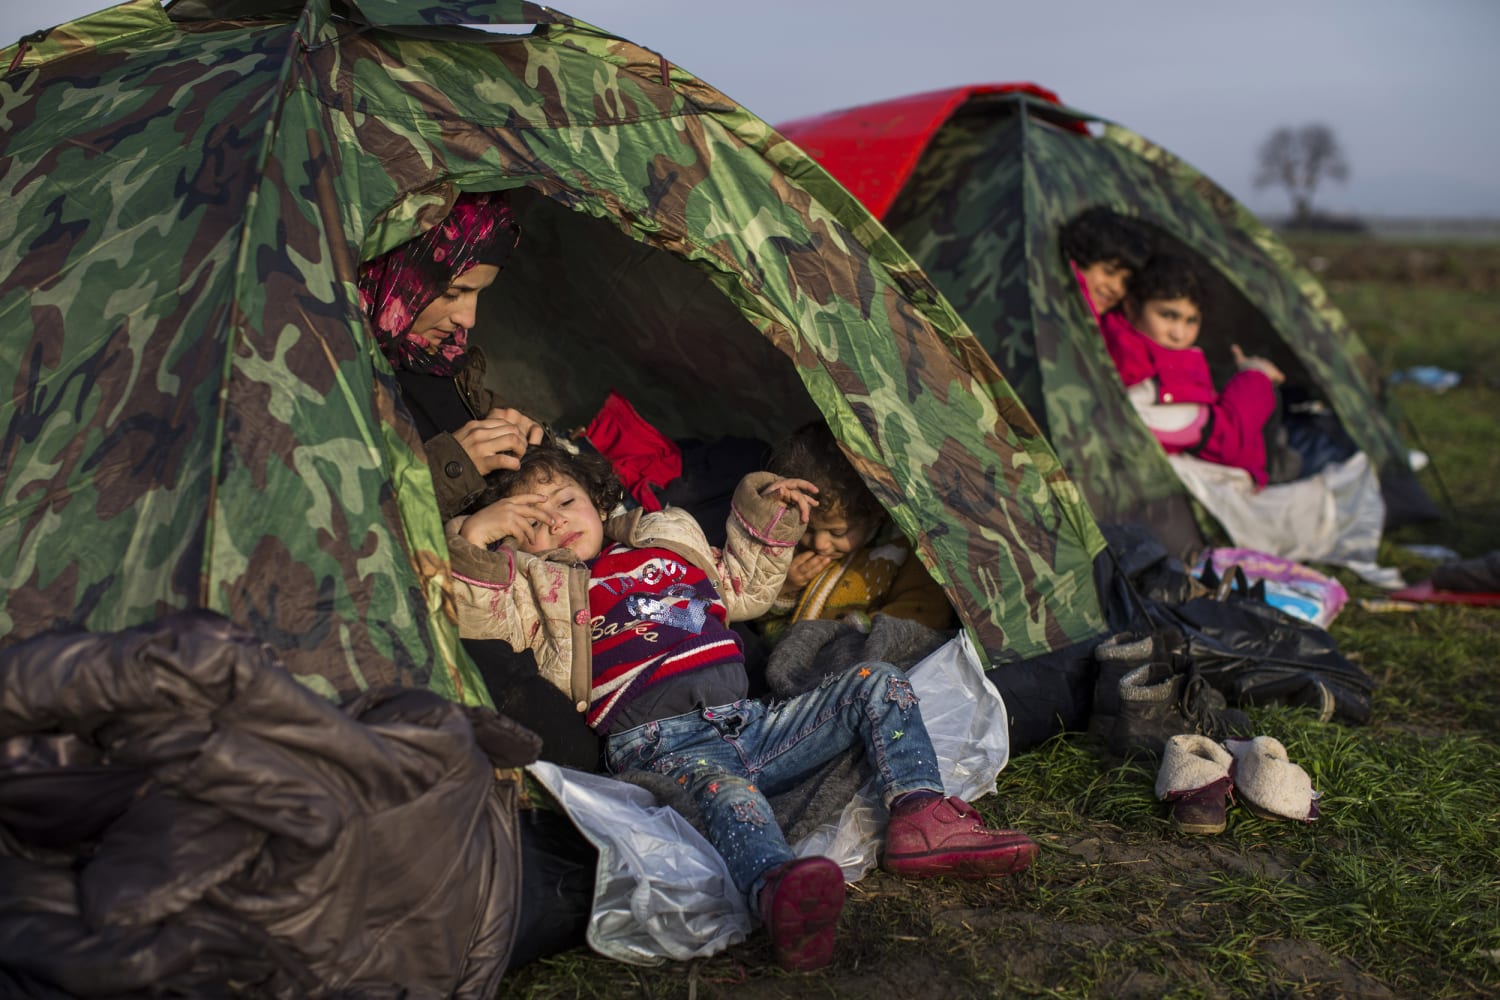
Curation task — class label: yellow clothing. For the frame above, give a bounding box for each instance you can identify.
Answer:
[764,526,954,642]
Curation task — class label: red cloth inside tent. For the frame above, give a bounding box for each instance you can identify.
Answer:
[582,390,682,513]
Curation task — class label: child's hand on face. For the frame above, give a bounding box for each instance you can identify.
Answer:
[761,477,820,523]
[1231,344,1286,386]
[783,549,834,591]
[458,492,557,549]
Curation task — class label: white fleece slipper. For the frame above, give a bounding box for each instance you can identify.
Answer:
[1225,736,1319,822]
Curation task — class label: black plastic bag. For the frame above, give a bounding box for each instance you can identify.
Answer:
[1100,523,1204,607]
[1149,565,1373,725]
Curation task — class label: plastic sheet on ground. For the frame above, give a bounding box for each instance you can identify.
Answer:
[526,761,751,966]
[791,630,1010,881]
[1167,451,1392,577]
[527,630,1010,964]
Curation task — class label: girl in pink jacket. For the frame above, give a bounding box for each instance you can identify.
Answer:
[1099,255,1286,487]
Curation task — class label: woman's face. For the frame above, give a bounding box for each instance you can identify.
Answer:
[408,264,500,351]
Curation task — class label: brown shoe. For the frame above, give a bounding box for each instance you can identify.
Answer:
[1155,734,1235,835]
[1168,776,1234,834]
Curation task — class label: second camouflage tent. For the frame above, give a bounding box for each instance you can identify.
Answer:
[780,84,1436,557]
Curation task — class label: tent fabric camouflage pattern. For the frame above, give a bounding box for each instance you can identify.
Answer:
[784,89,1416,554]
[0,1,1109,702]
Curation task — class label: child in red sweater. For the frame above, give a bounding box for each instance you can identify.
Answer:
[1060,206,1151,320]
[446,444,1037,972]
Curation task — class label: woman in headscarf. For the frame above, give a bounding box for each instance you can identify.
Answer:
[361,190,601,770]
[359,190,542,520]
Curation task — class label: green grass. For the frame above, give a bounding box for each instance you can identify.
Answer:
[1338,283,1500,376]
[504,238,1500,999]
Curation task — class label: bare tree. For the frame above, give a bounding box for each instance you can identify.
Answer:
[1254,124,1350,222]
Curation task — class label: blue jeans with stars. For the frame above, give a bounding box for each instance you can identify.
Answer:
[603,660,943,899]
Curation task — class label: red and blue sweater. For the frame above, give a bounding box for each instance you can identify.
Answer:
[585,542,745,733]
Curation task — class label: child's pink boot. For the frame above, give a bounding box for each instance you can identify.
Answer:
[757,856,846,972]
[882,792,1038,878]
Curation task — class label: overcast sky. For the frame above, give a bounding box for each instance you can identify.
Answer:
[5,1,1497,218]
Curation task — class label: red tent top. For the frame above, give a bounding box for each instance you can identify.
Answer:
[778,83,1078,220]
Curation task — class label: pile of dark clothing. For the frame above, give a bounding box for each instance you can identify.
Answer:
[1432,550,1500,592]
[1091,525,1376,751]
[0,611,543,998]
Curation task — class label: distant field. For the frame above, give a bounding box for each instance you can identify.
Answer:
[1284,233,1500,557]
[506,234,1500,1000]
[1289,231,1500,298]
[1362,217,1500,242]
[1262,216,1500,244]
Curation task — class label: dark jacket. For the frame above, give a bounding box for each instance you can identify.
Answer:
[0,610,540,998]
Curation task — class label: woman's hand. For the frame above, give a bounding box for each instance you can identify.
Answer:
[458,492,556,549]
[782,549,834,591]
[1231,344,1286,386]
[453,407,545,474]
[760,477,820,523]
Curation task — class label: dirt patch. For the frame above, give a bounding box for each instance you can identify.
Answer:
[509,822,1416,1000]
[1257,939,1398,999]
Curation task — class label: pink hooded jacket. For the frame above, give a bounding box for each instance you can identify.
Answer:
[1073,265,1276,486]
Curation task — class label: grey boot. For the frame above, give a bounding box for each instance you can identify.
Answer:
[1109,662,1251,759]
[1090,629,1185,742]
[1108,661,1185,758]
[1090,633,1149,741]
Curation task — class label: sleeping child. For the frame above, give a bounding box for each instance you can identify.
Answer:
[759,420,955,644]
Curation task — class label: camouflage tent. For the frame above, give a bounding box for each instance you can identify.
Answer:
[0,3,1115,735]
[780,85,1434,556]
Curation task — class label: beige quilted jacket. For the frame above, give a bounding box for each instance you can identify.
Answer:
[445,471,805,716]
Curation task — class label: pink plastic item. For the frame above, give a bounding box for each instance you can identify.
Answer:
[1197,548,1349,627]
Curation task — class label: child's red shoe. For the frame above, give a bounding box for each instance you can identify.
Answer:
[757,856,846,972]
[882,794,1037,879]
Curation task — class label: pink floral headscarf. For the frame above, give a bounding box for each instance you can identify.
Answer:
[357,191,519,376]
